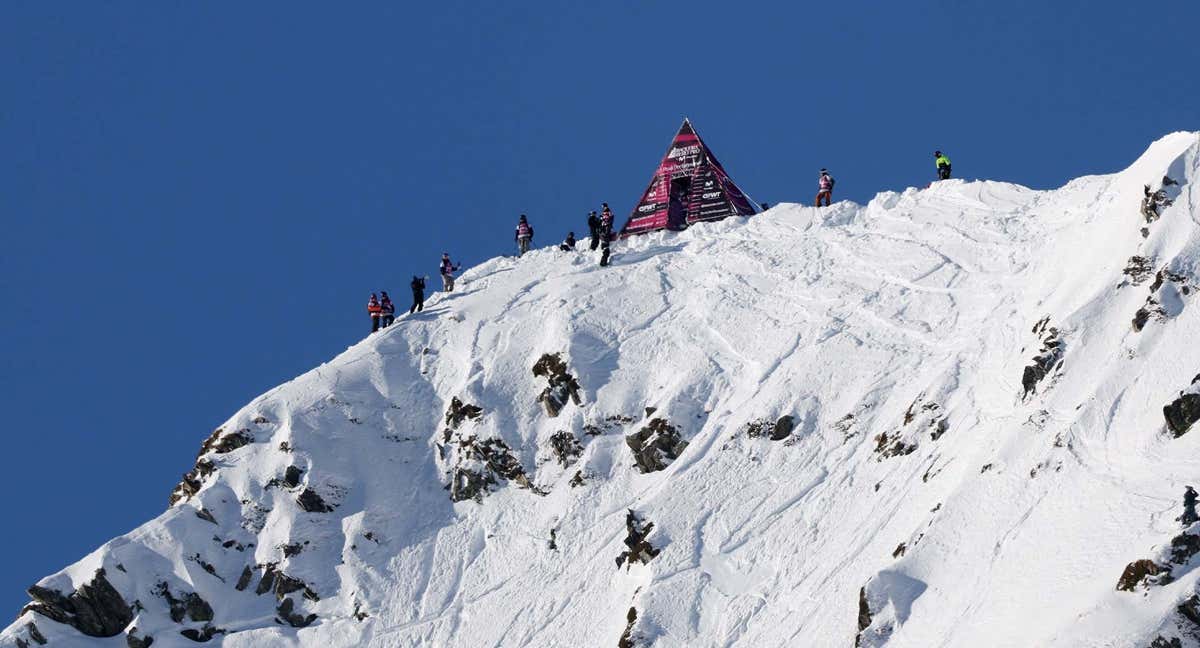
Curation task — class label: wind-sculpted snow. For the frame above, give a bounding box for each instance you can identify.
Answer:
[5,133,1200,648]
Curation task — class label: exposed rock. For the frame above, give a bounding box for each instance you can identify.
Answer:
[274,571,320,602]
[547,431,584,467]
[1116,559,1173,591]
[234,566,254,591]
[1179,594,1200,627]
[856,586,872,646]
[617,606,639,648]
[1021,321,1064,398]
[283,465,304,489]
[252,415,271,425]
[892,543,906,558]
[1141,182,1175,223]
[1169,533,1200,565]
[447,436,531,502]
[532,353,583,417]
[625,418,687,473]
[583,414,634,436]
[155,583,213,623]
[1135,270,1193,332]
[195,508,217,525]
[444,397,484,430]
[615,510,660,568]
[745,415,795,441]
[126,628,154,647]
[178,624,224,642]
[276,597,318,628]
[23,568,133,638]
[282,541,309,558]
[1164,376,1200,438]
[873,431,917,459]
[168,458,216,507]
[1149,637,1182,648]
[548,528,558,551]
[19,623,46,646]
[297,488,335,513]
[1123,256,1156,286]
[568,471,587,487]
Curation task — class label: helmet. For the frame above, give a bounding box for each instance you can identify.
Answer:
[934,150,942,157]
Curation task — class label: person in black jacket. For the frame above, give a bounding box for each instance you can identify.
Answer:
[587,211,601,250]
[560,232,577,251]
[409,276,426,314]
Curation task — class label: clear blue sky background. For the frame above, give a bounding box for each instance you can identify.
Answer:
[1,0,1196,613]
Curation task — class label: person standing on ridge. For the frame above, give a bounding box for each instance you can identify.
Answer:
[440,253,461,292]
[379,291,395,328]
[515,215,534,256]
[560,232,577,251]
[815,169,835,207]
[409,275,426,314]
[587,211,601,250]
[598,203,614,267]
[935,151,952,180]
[600,203,613,240]
[367,293,382,333]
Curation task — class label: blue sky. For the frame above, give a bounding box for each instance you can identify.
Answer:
[1,0,1196,613]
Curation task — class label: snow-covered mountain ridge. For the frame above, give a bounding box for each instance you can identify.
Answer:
[5,132,1200,648]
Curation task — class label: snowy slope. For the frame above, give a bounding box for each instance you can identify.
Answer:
[4,132,1200,648]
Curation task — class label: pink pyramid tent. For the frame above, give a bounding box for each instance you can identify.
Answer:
[620,118,758,236]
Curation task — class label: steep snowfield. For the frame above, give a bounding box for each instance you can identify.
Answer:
[4,133,1200,648]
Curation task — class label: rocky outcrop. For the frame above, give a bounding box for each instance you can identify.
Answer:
[297,488,335,513]
[626,418,687,473]
[532,353,583,417]
[1022,319,1064,398]
[1164,376,1200,438]
[277,598,318,628]
[168,458,216,507]
[178,625,223,642]
[855,586,872,648]
[444,397,483,430]
[873,396,946,460]
[1134,270,1193,332]
[1141,177,1177,223]
[617,607,640,648]
[22,568,132,638]
[745,415,795,441]
[447,436,531,502]
[547,431,584,467]
[1117,559,1173,592]
[615,510,660,568]
[125,628,154,647]
[155,583,213,623]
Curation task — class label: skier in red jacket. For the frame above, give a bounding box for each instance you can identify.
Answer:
[367,293,382,333]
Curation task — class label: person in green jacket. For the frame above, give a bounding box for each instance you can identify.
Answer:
[935,151,952,180]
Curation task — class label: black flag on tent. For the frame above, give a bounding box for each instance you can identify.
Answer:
[620,119,757,236]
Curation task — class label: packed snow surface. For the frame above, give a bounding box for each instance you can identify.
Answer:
[5,133,1200,648]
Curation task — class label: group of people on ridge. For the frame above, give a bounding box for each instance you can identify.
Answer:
[813,150,952,207]
[365,203,616,333]
[371,151,956,332]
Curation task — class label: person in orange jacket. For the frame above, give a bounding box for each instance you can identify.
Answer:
[367,293,382,333]
[379,291,395,328]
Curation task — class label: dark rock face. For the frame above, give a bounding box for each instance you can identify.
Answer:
[234,566,254,591]
[178,625,223,642]
[1149,637,1183,648]
[625,418,687,473]
[444,397,484,430]
[1141,180,1176,223]
[297,488,335,513]
[283,465,304,489]
[448,436,531,502]
[277,598,318,628]
[251,564,319,601]
[745,415,795,441]
[155,583,214,624]
[873,431,917,459]
[1169,533,1200,565]
[532,353,583,417]
[23,568,133,638]
[856,586,872,648]
[1134,270,1193,332]
[1178,594,1200,627]
[1123,256,1156,286]
[617,607,639,648]
[126,628,154,647]
[1022,320,1064,399]
[615,510,660,568]
[168,458,216,507]
[1164,377,1200,438]
[548,431,584,467]
[1116,559,1173,591]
